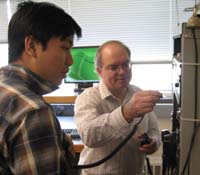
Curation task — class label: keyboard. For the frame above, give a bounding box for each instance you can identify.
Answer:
[62,128,80,139]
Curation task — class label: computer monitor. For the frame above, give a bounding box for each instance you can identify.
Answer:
[65,46,100,93]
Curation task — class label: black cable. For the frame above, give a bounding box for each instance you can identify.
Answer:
[73,117,144,169]
[192,27,199,129]
[145,156,153,175]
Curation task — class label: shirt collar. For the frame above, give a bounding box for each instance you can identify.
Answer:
[99,81,112,99]
[99,80,134,101]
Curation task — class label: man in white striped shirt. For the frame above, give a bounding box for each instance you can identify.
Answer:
[74,40,162,175]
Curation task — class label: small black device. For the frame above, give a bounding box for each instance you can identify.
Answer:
[140,133,151,146]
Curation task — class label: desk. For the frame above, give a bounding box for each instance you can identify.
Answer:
[44,96,77,103]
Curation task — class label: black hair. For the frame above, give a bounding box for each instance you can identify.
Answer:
[8,0,82,63]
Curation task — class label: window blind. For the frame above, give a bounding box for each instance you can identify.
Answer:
[0,0,9,43]
[71,0,171,62]
[0,0,195,60]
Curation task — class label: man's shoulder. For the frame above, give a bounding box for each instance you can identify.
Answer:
[0,82,47,112]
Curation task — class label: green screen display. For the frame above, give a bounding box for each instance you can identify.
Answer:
[65,46,100,83]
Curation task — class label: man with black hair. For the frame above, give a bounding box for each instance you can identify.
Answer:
[0,1,81,174]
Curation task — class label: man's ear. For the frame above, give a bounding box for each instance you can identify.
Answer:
[96,67,102,77]
[24,36,37,57]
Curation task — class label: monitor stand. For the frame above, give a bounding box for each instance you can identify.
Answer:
[74,82,94,94]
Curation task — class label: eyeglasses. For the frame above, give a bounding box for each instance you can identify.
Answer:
[106,61,132,72]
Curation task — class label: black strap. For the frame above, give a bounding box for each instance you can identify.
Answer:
[146,156,153,175]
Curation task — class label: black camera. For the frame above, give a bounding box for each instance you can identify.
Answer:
[140,133,151,146]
